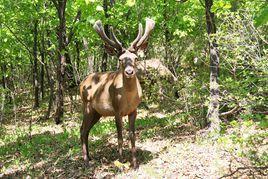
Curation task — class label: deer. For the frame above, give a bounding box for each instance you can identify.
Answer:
[79,18,155,169]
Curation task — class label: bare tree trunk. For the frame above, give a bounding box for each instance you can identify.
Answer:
[75,40,81,68]
[0,92,4,125]
[33,19,39,109]
[205,0,220,133]
[44,61,54,120]
[83,38,94,73]
[163,0,171,62]
[75,40,82,82]
[101,0,109,72]
[0,65,6,124]
[53,0,68,124]
[40,28,45,99]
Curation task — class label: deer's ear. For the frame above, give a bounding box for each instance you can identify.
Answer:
[137,41,148,52]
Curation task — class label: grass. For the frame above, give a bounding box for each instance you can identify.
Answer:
[0,106,185,177]
[1,99,267,178]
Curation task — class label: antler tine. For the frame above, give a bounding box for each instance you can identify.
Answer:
[129,23,143,51]
[93,20,120,50]
[136,18,155,47]
[109,27,122,50]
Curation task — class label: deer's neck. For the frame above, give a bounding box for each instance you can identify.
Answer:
[123,76,138,91]
[122,72,139,92]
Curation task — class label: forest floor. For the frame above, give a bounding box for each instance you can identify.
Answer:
[0,102,267,178]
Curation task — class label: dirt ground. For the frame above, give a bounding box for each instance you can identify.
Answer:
[1,108,267,178]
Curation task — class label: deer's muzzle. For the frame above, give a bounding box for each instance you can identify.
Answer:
[124,66,135,78]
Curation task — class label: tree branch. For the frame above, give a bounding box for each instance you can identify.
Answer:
[219,105,240,117]
[66,10,81,46]
[51,0,59,11]
[3,23,32,55]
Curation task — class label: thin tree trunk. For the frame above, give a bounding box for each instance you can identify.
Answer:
[0,92,4,125]
[0,65,6,124]
[83,38,94,73]
[53,0,68,124]
[75,40,81,81]
[205,0,220,133]
[75,40,80,69]
[101,0,109,72]
[40,29,45,99]
[65,52,76,87]
[44,61,54,120]
[163,0,171,62]
[33,20,39,109]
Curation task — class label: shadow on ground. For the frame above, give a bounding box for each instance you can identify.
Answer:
[0,127,153,178]
[0,112,197,178]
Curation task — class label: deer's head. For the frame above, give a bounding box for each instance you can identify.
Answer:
[93,18,155,78]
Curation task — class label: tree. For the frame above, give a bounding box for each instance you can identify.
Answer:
[33,19,39,109]
[204,0,220,133]
[51,0,68,124]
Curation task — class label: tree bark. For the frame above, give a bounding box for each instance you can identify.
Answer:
[0,65,7,124]
[101,0,109,72]
[53,0,68,124]
[44,61,54,120]
[83,38,94,73]
[33,20,39,109]
[205,0,220,133]
[163,0,171,62]
[40,28,45,99]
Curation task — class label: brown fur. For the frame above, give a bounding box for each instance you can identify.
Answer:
[80,18,154,169]
[80,70,142,117]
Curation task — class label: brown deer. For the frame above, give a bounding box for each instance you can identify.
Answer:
[80,18,155,168]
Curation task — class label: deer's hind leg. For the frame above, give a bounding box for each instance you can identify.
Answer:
[80,106,101,166]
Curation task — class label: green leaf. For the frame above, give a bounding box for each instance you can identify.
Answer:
[255,6,268,27]
[126,0,135,7]
[96,5,103,11]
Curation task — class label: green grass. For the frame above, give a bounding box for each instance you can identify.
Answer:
[0,111,190,177]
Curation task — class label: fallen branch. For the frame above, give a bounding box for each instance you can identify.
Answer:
[219,166,268,178]
[219,105,240,117]
[252,110,268,115]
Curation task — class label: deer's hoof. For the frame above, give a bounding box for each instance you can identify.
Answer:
[131,162,139,170]
[83,159,94,167]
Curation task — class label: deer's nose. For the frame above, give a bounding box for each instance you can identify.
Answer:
[125,68,134,75]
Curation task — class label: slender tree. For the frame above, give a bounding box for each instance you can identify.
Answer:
[33,19,39,109]
[52,0,68,124]
[204,0,220,133]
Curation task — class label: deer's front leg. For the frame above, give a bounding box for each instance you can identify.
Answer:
[115,115,123,161]
[128,110,138,169]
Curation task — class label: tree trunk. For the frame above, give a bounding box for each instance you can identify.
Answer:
[40,29,45,99]
[0,65,7,124]
[75,40,81,82]
[65,52,76,87]
[101,0,110,72]
[163,0,171,62]
[83,38,94,73]
[33,20,39,109]
[205,0,220,133]
[44,61,54,120]
[53,0,68,124]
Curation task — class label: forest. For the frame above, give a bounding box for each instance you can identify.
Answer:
[0,0,267,178]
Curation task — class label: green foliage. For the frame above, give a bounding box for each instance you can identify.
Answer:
[1,0,267,176]
[219,120,268,167]
[255,5,268,27]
